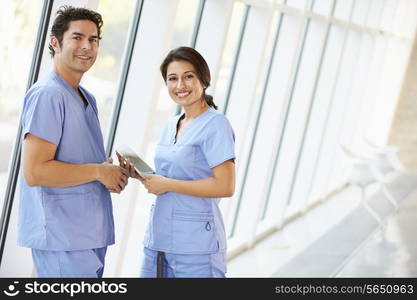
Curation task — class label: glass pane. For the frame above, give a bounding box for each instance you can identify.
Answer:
[171,0,201,47]
[0,182,34,276]
[153,0,201,117]
[82,0,136,147]
[340,33,374,157]
[352,0,370,26]
[256,14,304,223]
[286,0,308,10]
[220,11,282,234]
[0,0,138,277]
[325,29,361,193]
[366,0,385,28]
[333,0,354,20]
[311,0,334,16]
[0,0,43,210]
[291,25,346,208]
[213,2,247,111]
[269,20,327,217]
[380,0,398,32]
[311,29,361,199]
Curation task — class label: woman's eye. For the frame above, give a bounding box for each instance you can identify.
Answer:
[186,74,193,79]
[168,77,176,81]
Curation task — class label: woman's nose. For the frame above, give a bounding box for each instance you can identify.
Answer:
[176,78,186,89]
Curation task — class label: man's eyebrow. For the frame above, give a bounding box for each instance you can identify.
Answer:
[71,32,99,39]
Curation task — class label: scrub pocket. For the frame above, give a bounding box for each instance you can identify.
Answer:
[143,204,155,246]
[42,191,100,248]
[172,210,218,253]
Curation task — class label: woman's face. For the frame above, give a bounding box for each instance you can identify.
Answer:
[166,60,205,108]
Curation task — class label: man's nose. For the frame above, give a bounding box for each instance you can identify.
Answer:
[81,39,92,50]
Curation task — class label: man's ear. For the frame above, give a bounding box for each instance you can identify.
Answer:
[50,36,61,54]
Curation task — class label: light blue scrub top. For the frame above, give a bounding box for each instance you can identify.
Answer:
[18,71,115,251]
[144,107,235,254]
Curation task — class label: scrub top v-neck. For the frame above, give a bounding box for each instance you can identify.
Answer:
[143,107,236,254]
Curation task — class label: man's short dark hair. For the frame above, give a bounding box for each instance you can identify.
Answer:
[48,6,103,57]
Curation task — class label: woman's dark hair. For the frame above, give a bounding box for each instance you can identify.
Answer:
[160,46,218,110]
[48,6,103,57]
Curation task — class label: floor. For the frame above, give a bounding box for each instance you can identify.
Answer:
[227,171,417,277]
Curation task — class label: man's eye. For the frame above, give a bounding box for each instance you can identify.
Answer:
[90,38,98,43]
[73,36,81,40]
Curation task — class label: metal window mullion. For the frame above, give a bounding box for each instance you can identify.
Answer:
[0,0,55,266]
[190,0,206,48]
[222,5,250,115]
[105,0,144,157]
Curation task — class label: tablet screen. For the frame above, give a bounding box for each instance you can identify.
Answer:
[116,145,154,174]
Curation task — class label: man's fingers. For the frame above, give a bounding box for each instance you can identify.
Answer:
[120,175,128,186]
[120,167,129,177]
[119,181,128,191]
[115,151,122,160]
[116,152,124,165]
[128,163,136,176]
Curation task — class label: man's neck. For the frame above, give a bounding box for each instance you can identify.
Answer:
[53,63,83,91]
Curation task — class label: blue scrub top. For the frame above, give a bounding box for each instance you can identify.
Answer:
[18,71,115,251]
[144,107,235,254]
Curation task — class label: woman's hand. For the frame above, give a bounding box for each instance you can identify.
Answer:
[140,173,170,195]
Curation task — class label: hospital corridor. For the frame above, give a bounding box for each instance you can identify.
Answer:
[1,0,417,278]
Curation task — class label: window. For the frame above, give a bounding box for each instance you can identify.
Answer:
[213,2,247,111]
[0,0,138,276]
[0,0,43,210]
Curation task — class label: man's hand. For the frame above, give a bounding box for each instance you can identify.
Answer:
[116,151,145,182]
[99,157,129,193]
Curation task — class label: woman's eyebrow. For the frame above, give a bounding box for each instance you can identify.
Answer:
[167,70,195,77]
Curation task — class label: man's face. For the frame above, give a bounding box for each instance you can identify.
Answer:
[51,20,99,74]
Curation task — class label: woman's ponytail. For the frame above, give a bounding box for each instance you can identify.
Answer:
[204,92,217,110]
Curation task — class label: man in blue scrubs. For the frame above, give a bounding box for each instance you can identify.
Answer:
[18,6,128,277]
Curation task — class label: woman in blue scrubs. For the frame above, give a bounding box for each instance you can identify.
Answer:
[126,47,235,277]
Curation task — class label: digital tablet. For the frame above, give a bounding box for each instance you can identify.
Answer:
[116,145,155,175]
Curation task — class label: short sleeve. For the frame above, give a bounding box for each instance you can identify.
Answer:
[201,115,235,168]
[22,87,64,145]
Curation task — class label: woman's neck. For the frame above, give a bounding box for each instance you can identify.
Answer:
[183,100,209,121]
